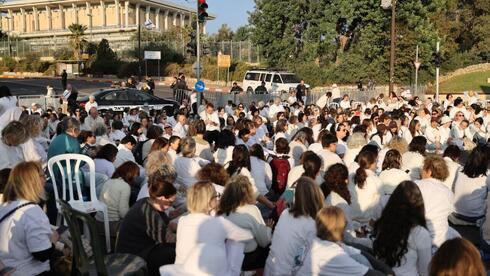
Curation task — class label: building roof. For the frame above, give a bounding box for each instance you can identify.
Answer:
[1,0,215,18]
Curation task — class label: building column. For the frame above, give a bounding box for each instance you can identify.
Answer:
[7,9,13,32]
[124,1,129,27]
[155,8,160,29]
[145,5,150,22]
[59,5,65,29]
[33,7,39,31]
[115,0,120,27]
[86,2,92,30]
[172,12,177,26]
[100,1,106,27]
[72,3,79,25]
[163,10,168,30]
[45,6,52,30]
[180,13,184,27]
[20,8,26,32]
[135,3,140,25]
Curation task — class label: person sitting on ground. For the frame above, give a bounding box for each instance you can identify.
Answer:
[430,238,486,276]
[94,144,118,178]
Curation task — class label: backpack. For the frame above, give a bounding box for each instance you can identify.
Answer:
[269,155,291,194]
[133,139,150,165]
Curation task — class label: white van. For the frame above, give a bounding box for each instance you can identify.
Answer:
[242,70,309,94]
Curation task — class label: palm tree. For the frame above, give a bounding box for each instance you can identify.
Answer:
[68,23,88,60]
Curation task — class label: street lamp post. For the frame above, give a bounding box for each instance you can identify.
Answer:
[414,45,420,97]
[388,0,396,94]
[87,13,93,41]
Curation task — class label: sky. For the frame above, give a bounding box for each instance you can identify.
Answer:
[169,0,255,34]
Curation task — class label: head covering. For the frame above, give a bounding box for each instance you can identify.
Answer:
[441,116,451,125]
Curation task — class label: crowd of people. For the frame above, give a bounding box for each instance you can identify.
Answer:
[1,81,490,276]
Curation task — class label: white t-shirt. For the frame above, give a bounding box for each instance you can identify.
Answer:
[317,149,343,173]
[443,157,461,191]
[174,156,206,189]
[296,238,369,276]
[250,156,272,196]
[0,200,52,276]
[416,178,460,248]
[349,169,382,222]
[454,170,489,218]
[94,158,115,178]
[264,211,316,276]
[402,151,425,180]
[379,168,411,195]
[391,226,432,276]
[213,146,234,166]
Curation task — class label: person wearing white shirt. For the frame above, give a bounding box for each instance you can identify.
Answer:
[174,138,209,190]
[378,149,410,195]
[249,145,273,196]
[425,119,441,151]
[268,98,285,120]
[470,117,488,144]
[349,150,382,222]
[450,119,471,140]
[109,120,126,143]
[83,107,105,131]
[339,94,351,110]
[94,144,118,178]
[199,103,220,140]
[114,135,137,169]
[264,177,324,276]
[170,182,253,275]
[402,136,427,180]
[297,206,375,276]
[84,95,98,113]
[439,116,452,147]
[0,121,41,170]
[449,98,469,120]
[442,145,462,191]
[415,155,460,249]
[453,146,490,222]
[172,112,188,138]
[372,181,432,276]
[317,133,343,173]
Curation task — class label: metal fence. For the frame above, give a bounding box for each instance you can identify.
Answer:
[17,95,63,111]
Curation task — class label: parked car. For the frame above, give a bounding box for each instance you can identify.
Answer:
[77,88,179,115]
[242,69,309,94]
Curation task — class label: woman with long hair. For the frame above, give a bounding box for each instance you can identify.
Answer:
[378,149,410,195]
[370,123,388,149]
[249,144,273,197]
[288,128,314,166]
[218,175,272,272]
[350,150,382,222]
[0,162,59,276]
[402,136,427,180]
[165,181,252,275]
[213,129,236,165]
[373,181,431,276]
[196,162,229,198]
[264,177,324,276]
[453,145,490,223]
[408,119,423,140]
[174,137,209,190]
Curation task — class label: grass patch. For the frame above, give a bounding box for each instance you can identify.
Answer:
[440,70,490,94]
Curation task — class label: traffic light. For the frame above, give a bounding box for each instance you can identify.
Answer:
[198,0,208,23]
[186,31,197,56]
[202,43,211,56]
[433,52,442,68]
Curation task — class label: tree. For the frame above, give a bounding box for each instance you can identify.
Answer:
[234,25,253,41]
[68,23,88,60]
[88,39,120,75]
[215,24,234,41]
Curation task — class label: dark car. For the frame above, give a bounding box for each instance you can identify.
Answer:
[78,88,180,115]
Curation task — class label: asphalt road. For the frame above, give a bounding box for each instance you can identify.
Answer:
[0,77,174,99]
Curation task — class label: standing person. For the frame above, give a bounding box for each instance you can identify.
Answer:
[146,76,155,96]
[0,162,60,276]
[230,82,243,94]
[61,69,67,90]
[372,181,432,276]
[296,79,307,104]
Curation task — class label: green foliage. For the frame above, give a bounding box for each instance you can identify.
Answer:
[87,39,120,75]
[18,53,50,72]
[53,48,74,60]
[249,0,489,86]
[234,26,253,41]
[1,56,16,72]
[214,24,234,41]
[117,62,139,79]
[68,23,88,60]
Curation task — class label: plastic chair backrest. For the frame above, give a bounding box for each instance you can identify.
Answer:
[47,154,97,204]
[329,102,339,109]
[58,199,108,276]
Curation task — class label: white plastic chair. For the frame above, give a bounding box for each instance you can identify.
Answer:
[47,153,111,252]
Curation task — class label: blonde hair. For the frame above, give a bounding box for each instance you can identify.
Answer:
[187,181,216,214]
[145,151,171,176]
[1,121,29,146]
[316,206,346,242]
[180,137,196,158]
[19,114,44,138]
[387,136,409,154]
[423,155,449,181]
[2,162,45,203]
[347,132,367,149]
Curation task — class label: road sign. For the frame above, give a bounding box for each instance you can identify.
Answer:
[144,51,161,60]
[195,80,206,92]
[192,61,203,76]
[218,54,231,68]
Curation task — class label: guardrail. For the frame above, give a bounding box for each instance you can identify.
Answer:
[17,95,63,111]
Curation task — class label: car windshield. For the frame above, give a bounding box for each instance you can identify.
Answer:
[281,74,301,83]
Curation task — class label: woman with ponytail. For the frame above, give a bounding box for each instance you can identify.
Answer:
[301,152,322,181]
[349,150,382,223]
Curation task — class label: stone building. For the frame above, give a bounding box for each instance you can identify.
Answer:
[0,0,209,44]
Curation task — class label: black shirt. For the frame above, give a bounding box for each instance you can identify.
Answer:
[296,84,307,98]
[116,198,170,258]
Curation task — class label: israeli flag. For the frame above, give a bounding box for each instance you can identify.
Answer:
[144,19,155,30]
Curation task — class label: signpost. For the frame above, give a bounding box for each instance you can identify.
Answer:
[195,80,206,93]
[144,50,161,79]
[192,61,203,78]
[217,54,231,86]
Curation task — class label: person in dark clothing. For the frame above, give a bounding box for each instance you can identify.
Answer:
[67,89,78,115]
[116,172,178,276]
[255,81,268,94]
[296,79,307,103]
[127,77,137,88]
[146,76,155,96]
[357,79,363,91]
[61,70,67,90]
[230,82,243,94]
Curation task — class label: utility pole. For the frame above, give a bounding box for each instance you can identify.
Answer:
[414,45,420,97]
[435,41,440,103]
[196,17,201,108]
[389,0,396,94]
[138,23,142,82]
